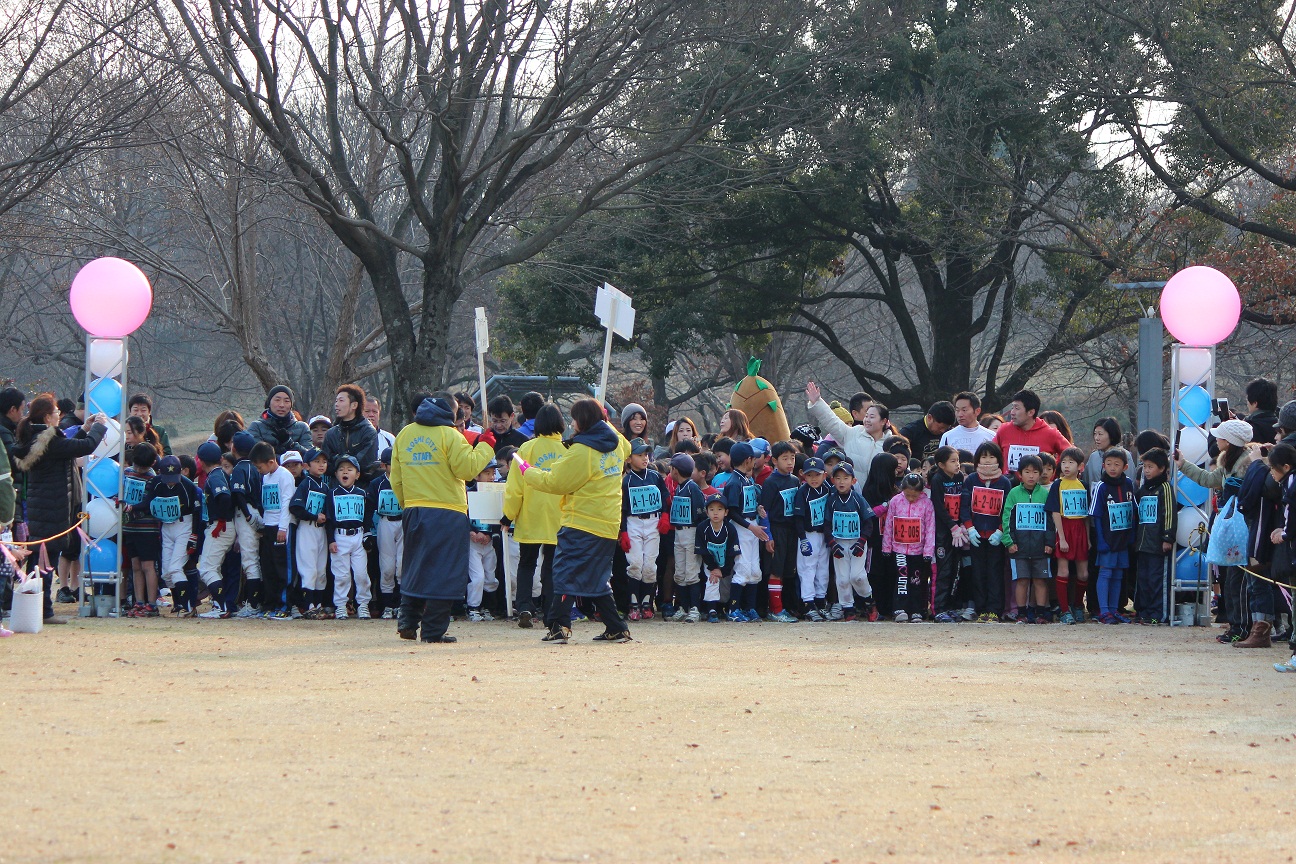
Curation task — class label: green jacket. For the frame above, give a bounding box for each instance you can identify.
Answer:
[1001,482,1051,558]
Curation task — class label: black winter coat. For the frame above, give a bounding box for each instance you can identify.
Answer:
[14,423,105,552]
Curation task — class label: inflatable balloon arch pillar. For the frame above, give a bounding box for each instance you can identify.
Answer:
[69,258,153,617]
[1160,267,1241,627]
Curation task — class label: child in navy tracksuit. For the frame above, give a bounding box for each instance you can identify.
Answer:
[288,448,330,618]
[1089,448,1137,623]
[928,446,967,622]
[326,455,370,620]
[697,494,742,623]
[620,438,670,619]
[959,442,1013,622]
[760,441,801,622]
[1133,448,1176,624]
[723,442,768,621]
[794,457,832,620]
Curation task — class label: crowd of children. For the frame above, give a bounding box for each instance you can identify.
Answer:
[6,377,1296,658]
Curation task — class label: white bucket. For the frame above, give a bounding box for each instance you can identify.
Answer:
[1176,602,1196,626]
[10,591,43,634]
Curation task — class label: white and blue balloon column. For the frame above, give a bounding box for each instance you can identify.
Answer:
[1161,267,1241,626]
[69,258,153,617]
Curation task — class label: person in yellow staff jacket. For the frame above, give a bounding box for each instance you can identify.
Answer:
[391,393,494,643]
[503,402,566,629]
[512,398,633,644]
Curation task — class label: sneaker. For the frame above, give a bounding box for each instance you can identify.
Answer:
[960,606,976,622]
[335,609,348,620]
[381,607,394,619]
[592,629,632,643]
[828,603,844,622]
[982,612,1000,623]
[660,604,676,620]
[727,609,746,622]
[197,604,227,619]
[934,611,955,623]
[669,606,687,622]
[744,608,760,622]
[771,609,797,623]
[909,612,924,622]
[1112,612,1130,624]
[1274,656,1296,673]
[517,610,534,629]
[55,587,77,604]
[480,608,495,621]
[707,610,720,623]
[1002,611,1020,624]
[233,603,259,619]
[894,610,907,623]
[628,607,641,622]
[289,608,304,620]
[357,605,372,620]
[1059,611,1076,625]
[865,603,880,623]
[685,607,701,623]
[467,609,486,622]
[570,608,587,622]
[841,607,858,622]
[541,626,571,643]
[0,626,11,637]
[640,605,654,620]
[806,607,826,623]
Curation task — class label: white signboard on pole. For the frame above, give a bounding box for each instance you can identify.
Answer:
[474,306,490,415]
[595,283,634,402]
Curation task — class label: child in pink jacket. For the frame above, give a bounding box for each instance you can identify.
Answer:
[882,471,936,622]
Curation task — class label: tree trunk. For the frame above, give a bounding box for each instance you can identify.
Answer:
[926,288,975,404]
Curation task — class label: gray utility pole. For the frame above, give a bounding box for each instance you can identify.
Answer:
[1111,282,1167,435]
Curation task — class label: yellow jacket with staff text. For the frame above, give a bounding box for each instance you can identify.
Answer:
[390,397,494,512]
[521,421,629,540]
[503,432,564,544]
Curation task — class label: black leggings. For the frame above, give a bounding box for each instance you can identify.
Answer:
[515,543,554,615]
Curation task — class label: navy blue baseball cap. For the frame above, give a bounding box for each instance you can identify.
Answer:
[157,455,182,482]
[802,457,826,474]
[196,442,222,465]
[704,493,726,508]
[629,438,652,455]
[231,431,256,455]
[335,455,360,471]
[831,462,855,477]
[729,441,755,466]
[379,447,393,463]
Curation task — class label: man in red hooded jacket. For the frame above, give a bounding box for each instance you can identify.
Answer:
[993,389,1071,476]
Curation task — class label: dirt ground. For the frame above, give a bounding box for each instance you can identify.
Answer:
[2,611,1294,864]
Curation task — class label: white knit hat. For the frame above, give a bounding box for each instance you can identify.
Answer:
[1214,418,1254,447]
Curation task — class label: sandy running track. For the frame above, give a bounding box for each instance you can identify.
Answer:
[1,615,1292,863]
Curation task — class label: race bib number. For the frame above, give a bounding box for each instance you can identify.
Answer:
[262,482,280,513]
[808,495,827,527]
[1014,502,1046,532]
[377,489,402,517]
[332,494,365,523]
[124,476,147,506]
[150,496,181,524]
[706,541,727,568]
[1138,495,1158,525]
[832,510,861,540]
[1006,444,1040,471]
[742,484,758,515]
[670,495,692,526]
[779,487,797,517]
[629,485,662,516]
[305,490,325,517]
[892,517,921,545]
[970,486,1005,517]
[1107,500,1134,533]
[943,493,961,522]
[1060,488,1088,518]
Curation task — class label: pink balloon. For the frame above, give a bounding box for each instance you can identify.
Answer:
[1159,266,1240,346]
[69,257,152,338]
